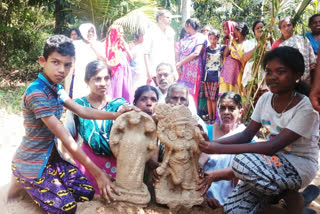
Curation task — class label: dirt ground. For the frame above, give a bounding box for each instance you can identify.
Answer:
[0,109,320,213]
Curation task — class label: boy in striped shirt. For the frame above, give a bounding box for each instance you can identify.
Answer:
[7,35,135,213]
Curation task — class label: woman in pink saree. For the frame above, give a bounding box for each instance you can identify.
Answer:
[176,18,207,107]
[223,21,236,45]
[219,22,250,95]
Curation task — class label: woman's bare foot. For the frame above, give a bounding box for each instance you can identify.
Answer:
[6,176,25,203]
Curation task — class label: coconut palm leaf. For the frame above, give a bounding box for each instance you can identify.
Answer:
[293,0,313,23]
[113,5,156,33]
[71,0,155,38]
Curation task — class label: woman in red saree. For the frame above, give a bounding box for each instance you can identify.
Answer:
[106,25,134,103]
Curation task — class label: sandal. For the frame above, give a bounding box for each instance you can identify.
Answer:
[302,185,320,207]
[303,208,317,214]
[209,119,215,124]
[202,114,209,121]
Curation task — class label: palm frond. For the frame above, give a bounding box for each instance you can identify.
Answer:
[71,0,154,38]
[113,5,156,33]
[293,0,313,23]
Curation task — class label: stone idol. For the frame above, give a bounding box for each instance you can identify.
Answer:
[154,104,204,209]
[109,111,158,206]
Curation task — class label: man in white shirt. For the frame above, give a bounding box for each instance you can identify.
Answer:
[144,9,177,84]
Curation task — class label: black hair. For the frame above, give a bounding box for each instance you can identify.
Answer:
[218,92,243,109]
[156,62,173,73]
[156,9,171,22]
[252,20,266,35]
[208,29,221,39]
[69,28,80,38]
[278,16,296,29]
[308,14,320,26]
[133,85,159,105]
[262,46,310,96]
[84,60,111,83]
[185,18,200,31]
[235,22,249,38]
[179,27,186,40]
[133,29,144,40]
[43,35,75,60]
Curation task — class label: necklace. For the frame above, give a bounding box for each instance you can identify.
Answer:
[272,91,296,118]
[87,95,108,110]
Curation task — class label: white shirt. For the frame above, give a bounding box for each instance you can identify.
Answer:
[251,92,319,187]
[144,24,176,77]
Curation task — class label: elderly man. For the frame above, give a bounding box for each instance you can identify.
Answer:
[144,9,177,84]
[154,83,207,162]
[155,63,197,114]
[165,83,207,132]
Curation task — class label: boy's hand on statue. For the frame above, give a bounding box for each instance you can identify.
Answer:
[197,124,209,141]
[198,167,205,179]
[198,141,214,154]
[196,172,214,196]
[117,104,140,118]
[205,196,221,208]
[96,172,120,203]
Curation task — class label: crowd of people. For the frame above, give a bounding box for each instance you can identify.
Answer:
[6,9,320,214]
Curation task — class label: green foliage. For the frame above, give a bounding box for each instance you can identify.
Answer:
[242,0,314,122]
[0,85,27,114]
[1,0,55,81]
[193,0,264,33]
[71,0,155,39]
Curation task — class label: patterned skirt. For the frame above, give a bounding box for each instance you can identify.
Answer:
[204,82,219,101]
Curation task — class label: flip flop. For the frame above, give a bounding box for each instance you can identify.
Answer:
[302,185,320,207]
[303,207,317,214]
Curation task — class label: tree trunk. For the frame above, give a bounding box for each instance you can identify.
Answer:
[54,0,62,33]
[181,0,191,25]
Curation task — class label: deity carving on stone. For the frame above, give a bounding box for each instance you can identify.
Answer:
[109,111,158,206]
[154,104,204,209]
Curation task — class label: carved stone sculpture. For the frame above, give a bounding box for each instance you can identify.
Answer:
[154,104,204,209]
[109,111,158,206]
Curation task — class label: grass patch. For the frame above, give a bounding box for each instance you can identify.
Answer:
[0,84,28,114]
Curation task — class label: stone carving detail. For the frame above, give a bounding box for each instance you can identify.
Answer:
[154,104,204,209]
[109,111,158,206]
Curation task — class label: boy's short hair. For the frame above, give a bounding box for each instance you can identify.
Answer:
[43,35,75,60]
[208,29,221,39]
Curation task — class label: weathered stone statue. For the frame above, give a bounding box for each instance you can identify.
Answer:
[154,104,204,209]
[109,111,158,206]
